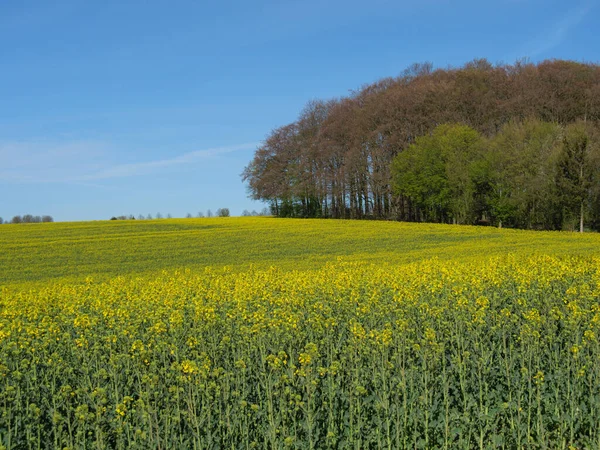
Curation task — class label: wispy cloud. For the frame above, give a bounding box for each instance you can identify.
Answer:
[79,143,258,181]
[0,139,108,183]
[521,3,593,58]
[0,140,258,184]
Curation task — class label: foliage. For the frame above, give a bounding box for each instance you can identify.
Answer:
[243,59,600,227]
[556,123,595,231]
[486,119,562,229]
[391,120,600,230]
[391,124,484,224]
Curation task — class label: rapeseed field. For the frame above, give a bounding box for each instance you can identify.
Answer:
[2,218,600,448]
[2,217,600,286]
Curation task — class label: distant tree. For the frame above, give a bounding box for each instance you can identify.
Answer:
[260,207,270,216]
[110,217,118,220]
[22,214,34,223]
[147,214,153,220]
[0,217,3,224]
[138,214,145,220]
[156,213,163,219]
[41,215,53,223]
[197,211,205,218]
[242,209,251,216]
[12,215,22,224]
[216,208,230,217]
[206,209,213,218]
[186,213,193,218]
[167,213,172,219]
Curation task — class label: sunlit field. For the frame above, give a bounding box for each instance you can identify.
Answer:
[2,218,600,448]
[2,217,600,286]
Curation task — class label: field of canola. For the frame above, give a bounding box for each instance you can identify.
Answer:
[2,218,600,449]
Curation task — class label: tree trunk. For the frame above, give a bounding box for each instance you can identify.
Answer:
[580,201,584,233]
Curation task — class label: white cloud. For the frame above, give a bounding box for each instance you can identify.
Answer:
[80,142,258,180]
[0,139,258,184]
[0,139,108,183]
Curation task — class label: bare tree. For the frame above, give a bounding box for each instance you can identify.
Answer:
[11,216,23,224]
[186,213,193,218]
[206,209,213,218]
[197,211,205,218]
[41,215,53,223]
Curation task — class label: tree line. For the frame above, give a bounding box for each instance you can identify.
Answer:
[391,120,599,231]
[109,208,269,221]
[1,208,270,225]
[1,215,54,224]
[242,59,600,231]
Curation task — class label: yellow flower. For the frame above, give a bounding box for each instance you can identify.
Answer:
[298,353,311,366]
[181,360,198,375]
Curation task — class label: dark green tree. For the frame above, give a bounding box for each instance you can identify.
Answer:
[391,124,484,224]
[556,123,594,232]
[487,119,562,229]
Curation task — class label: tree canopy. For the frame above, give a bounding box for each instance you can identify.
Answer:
[243,59,600,230]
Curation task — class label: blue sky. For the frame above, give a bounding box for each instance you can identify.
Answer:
[0,0,597,221]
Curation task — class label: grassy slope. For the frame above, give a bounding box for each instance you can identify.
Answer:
[1,217,599,287]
